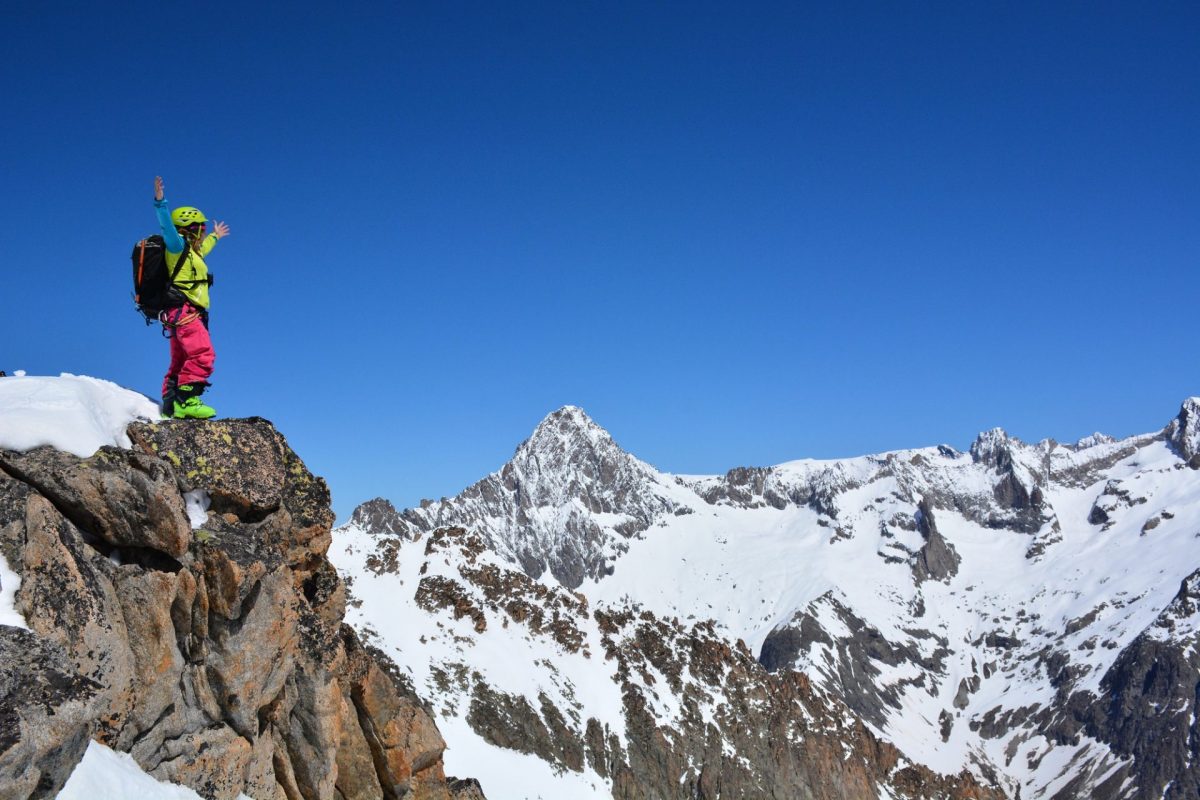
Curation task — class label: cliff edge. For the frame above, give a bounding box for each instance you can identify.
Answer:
[0,416,480,800]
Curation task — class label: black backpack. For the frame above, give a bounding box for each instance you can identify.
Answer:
[131,235,189,323]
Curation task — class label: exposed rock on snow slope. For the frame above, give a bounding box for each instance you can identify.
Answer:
[336,526,1001,799]
[337,399,1200,799]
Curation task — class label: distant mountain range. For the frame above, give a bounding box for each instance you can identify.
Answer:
[333,399,1200,799]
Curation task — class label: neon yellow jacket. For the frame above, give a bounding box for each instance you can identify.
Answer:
[165,235,218,309]
[154,197,220,309]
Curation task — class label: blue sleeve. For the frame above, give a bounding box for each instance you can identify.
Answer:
[154,198,185,253]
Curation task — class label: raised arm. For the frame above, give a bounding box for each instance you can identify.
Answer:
[153,176,185,253]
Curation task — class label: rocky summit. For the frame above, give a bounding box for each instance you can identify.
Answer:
[0,418,480,800]
[337,399,1200,799]
[359,405,685,589]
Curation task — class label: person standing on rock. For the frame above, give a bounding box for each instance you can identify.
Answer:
[153,176,230,419]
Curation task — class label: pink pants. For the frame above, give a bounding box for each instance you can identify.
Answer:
[161,304,215,395]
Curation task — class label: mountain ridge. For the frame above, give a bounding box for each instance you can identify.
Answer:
[337,397,1200,799]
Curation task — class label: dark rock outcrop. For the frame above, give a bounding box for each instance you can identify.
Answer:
[0,627,102,799]
[0,418,478,800]
[759,592,947,731]
[1166,397,1200,467]
[350,498,410,538]
[911,498,960,583]
[447,777,487,800]
[968,429,1048,533]
[1038,568,1200,800]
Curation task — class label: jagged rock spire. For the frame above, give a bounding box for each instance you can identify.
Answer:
[1166,397,1200,467]
[970,427,1015,467]
[349,497,407,536]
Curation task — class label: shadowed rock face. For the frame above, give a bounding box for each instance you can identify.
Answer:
[759,592,948,732]
[351,498,410,538]
[1034,569,1200,800]
[0,419,482,800]
[0,627,102,799]
[1167,397,1200,467]
[911,498,960,583]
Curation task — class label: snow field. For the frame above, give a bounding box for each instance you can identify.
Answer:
[437,715,614,800]
[0,373,158,456]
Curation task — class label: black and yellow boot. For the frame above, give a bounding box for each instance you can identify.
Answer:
[161,378,178,418]
[172,383,216,420]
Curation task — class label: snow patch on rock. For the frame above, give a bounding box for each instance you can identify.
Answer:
[0,373,158,457]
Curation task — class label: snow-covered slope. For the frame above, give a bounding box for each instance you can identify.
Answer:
[334,525,999,800]
[0,373,158,456]
[334,399,1200,799]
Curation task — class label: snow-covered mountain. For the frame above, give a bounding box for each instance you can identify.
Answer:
[351,406,685,588]
[332,400,1200,799]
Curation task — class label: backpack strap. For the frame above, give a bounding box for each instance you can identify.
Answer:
[168,241,191,286]
[156,241,193,311]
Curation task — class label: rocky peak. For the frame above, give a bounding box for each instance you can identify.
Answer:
[1166,396,1200,466]
[502,405,648,506]
[412,405,659,521]
[350,496,408,536]
[0,418,480,800]
[519,405,614,459]
[377,407,679,590]
[962,425,1049,532]
[969,427,1019,468]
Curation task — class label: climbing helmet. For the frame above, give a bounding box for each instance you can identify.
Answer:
[171,206,208,227]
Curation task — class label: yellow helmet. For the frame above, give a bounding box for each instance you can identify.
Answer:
[171,206,207,227]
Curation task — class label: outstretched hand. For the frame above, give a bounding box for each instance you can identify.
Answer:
[212,221,230,239]
[154,176,164,202]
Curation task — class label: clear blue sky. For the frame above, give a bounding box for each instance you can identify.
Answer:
[3,2,1197,520]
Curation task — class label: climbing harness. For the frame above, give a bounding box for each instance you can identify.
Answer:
[158,306,204,339]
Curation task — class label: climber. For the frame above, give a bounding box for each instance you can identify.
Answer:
[152,175,230,419]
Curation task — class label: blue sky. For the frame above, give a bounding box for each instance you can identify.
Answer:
[3,2,1197,519]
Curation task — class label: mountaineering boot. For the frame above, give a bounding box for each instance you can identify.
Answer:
[161,377,178,418]
[172,384,216,420]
